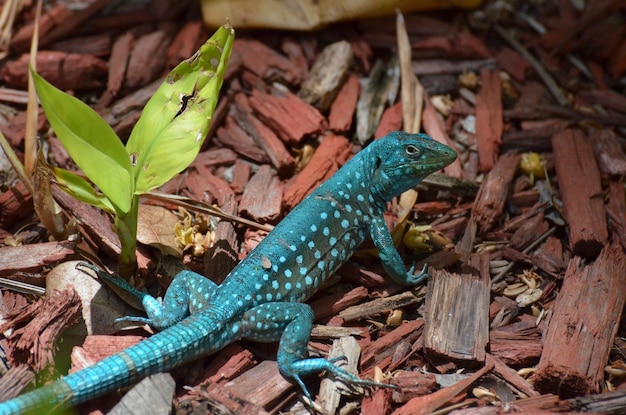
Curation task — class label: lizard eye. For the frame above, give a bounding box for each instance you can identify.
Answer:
[405,144,422,158]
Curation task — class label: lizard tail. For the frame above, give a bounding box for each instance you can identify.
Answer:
[0,310,229,415]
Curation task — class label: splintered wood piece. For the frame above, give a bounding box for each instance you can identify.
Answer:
[360,319,424,374]
[1,52,108,90]
[0,365,36,401]
[552,129,608,258]
[588,128,626,177]
[361,389,393,415]
[96,31,134,108]
[489,329,543,366]
[166,20,204,68]
[319,337,363,414]
[283,134,352,209]
[488,353,539,398]
[475,69,503,171]
[421,97,463,178]
[231,39,305,85]
[0,241,74,277]
[202,344,255,385]
[222,360,292,408]
[339,291,422,322]
[248,87,326,146]
[0,289,82,372]
[215,117,271,164]
[375,101,403,138]
[328,73,360,132]
[495,47,531,81]
[124,30,173,90]
[185,168,235,204]
[72,335,144,371]
[298,40,353,112]
[108,373,175,415]
[608,180,626,252]
[533,242,626,398]
[423,262,490,363]
[391,359,494,415]
[203,195,239,284]
[472,152,521,234]
[239,165,283,223]
[308,286,368,320]
[233,93,295,175]
[0,182,34,229]
[391,371,437,403]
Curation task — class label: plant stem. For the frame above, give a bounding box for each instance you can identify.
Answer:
[115,195,139,281]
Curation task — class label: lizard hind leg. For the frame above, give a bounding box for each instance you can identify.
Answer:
[237,302,394,402]
[82,263,218,330]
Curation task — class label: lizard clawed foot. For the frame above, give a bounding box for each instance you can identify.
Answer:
[286,356,397,407]
[406,262,430,285]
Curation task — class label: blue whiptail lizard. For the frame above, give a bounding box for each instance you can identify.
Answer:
[0,131,456,414]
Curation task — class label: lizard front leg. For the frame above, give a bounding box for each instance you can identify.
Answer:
[369,216,429,286]
[235,302,394,402]
[84,264,217,330]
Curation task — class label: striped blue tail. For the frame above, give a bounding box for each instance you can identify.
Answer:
[0,309,230,415]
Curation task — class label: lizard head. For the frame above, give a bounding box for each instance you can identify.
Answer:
[369,131,457,201]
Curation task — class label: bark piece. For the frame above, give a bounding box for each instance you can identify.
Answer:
[374,101,403,138]
[283,134,352,210]
[222,360,292,408]
[215,117,271,164]
[0,241,74,277]
[533,243,626,398]
[0,289,81,372]
[239,165,283,223]
[2,52,108,90]
[391,358,494,415]
[231,39,305,85]
[472,152,521,234]
[360,319,424,375]
[0,365,36,402]
[166,20,204,68]
[125,29,172,90]
[422,98,463,178]
[203,195,238,284]
[233,94,295,176]
[328,73,360,132]
[475,69,503,171]
[588,128,626,177]
[299,40,353,112]
[248,87,326,146]
[552,128,608,258]
[0,182,33,229]
[423,258,490,363]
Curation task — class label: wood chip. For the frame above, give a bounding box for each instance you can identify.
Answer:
[472,152,521,234]
[475,69,504,171]
[552,128,608,258]
[298,40,353,112]
[533,242,626,397]
[423,260,490,363]
[283,133,352,210]
[248,87,326,146]
[239,165,283,223]
[328,73,360,132]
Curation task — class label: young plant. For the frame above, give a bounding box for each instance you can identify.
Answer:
[32,24,235,280]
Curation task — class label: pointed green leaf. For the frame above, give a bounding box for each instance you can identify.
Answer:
[127,23,235,194]
[52,166,116,213]
[31,68,133,213]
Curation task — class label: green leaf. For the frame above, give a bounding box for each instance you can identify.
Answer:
[127,23,235,194]
[52,166,116,214]
[31,68,133,213]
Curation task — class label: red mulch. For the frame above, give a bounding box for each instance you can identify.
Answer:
[0,1,625,414]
